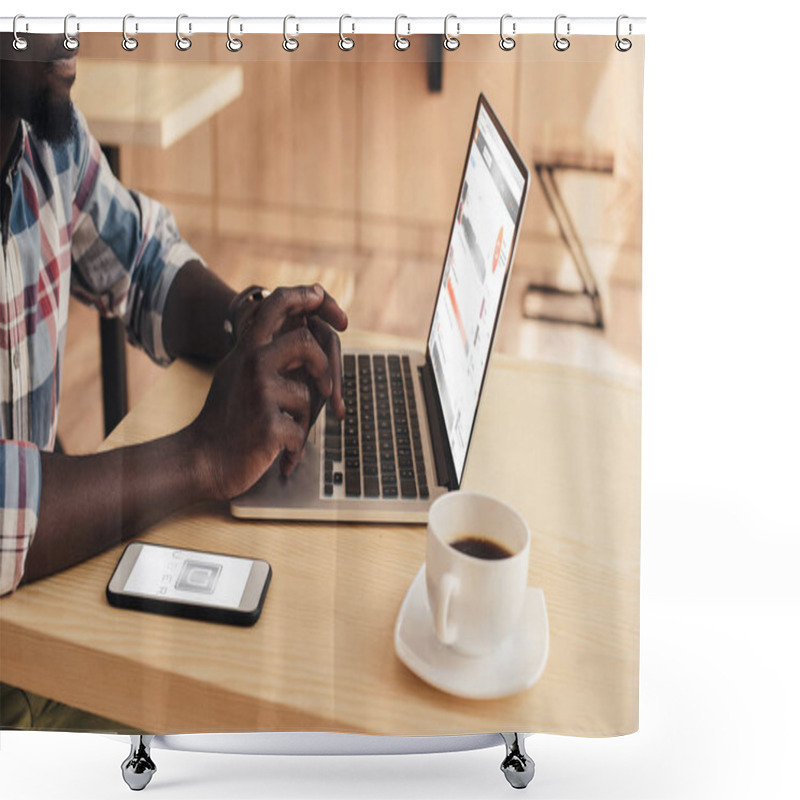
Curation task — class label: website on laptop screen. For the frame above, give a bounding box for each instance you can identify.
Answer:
[427,104,526,483]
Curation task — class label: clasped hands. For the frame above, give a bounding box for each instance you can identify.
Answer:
[188,284,348,501]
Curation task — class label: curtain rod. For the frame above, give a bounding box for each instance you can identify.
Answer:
[0,16,646,37]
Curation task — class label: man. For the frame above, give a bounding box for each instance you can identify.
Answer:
[0,34,346,728]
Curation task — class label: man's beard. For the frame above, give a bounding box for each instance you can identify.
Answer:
[27,87,76,145]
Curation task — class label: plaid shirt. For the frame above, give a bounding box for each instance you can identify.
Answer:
[1,108,202,595]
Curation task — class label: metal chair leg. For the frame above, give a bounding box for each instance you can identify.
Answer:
[523,163,606,329]
[100,316,129,436]
[500,733,535,789]
[121,735,156,791]
[98,143,129,437]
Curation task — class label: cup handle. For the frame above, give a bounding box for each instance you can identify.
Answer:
[434,573,459,645]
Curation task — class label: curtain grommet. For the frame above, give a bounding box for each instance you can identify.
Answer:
[394,14,411,51]
[339,14,355,51]
[282,15,299,52]
[63,13,79,51]
[499,14,516,51]
[443,14,460,51]
[553,14,570,51]
[12,15,29,51]
[176,14,192,51]
[122,14,139,51]
[615,15,632,52]
[226,14,243,52]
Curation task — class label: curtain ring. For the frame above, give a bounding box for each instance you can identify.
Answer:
[283,15,299,52]
[615,14,632,52]
[394,15,410,51]
[226,14,243,52]
[443,14,460,51]
[499,14,516,51]
[176,14,192,51]
[553,14,570,51]
[63,13,79,51]
[122,14,139,51]
[12,15,28,51]
[339,14,355,51]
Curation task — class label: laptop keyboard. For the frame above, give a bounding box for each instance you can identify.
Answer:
[323,354,429,500]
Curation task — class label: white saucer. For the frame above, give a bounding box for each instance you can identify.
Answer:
[393,565,549,700]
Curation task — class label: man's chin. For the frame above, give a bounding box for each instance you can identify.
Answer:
[50,55,78,82]
[28,97,76,145]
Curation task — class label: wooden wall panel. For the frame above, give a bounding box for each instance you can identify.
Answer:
[516,37,617,166]
[119,121,214,200]
[76,35,218,196]
[76,33,642,283]
[215,60,293,206]
[357,36,519,254]
[514,36,644,273]
[215,35,359,250]
[79,32,219,62]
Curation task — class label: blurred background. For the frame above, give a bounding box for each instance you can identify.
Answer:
[59,33,642,452]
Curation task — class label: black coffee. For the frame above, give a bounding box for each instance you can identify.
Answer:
[450,535,513,560]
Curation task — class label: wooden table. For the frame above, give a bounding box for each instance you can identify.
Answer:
[72,61,244,149]
[0,332,640,737]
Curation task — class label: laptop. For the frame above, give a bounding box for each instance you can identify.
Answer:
[231,94,529,523]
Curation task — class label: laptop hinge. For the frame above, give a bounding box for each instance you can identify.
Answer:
[419,360,458,490]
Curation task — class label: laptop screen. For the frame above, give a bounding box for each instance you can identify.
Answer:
[426,98,528,484]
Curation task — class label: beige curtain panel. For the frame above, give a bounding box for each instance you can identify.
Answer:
[0,21,643,793]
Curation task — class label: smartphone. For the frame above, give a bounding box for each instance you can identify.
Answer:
[107,542,271,626]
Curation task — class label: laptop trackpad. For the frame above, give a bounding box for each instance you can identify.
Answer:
[236,421,322,509]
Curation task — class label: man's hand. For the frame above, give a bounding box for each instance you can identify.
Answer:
[189,285,347,500]
[236,284,347,474]
[237,284,348,414]
[22,284,347,587]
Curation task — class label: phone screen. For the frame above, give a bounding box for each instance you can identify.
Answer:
[123,546,254,609]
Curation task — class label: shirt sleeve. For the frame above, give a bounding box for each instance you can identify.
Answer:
[68,108,206,366]
[0,440,42,596]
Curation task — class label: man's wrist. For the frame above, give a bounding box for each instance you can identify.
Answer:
[224,286,270,348]
[162,260,237,362]
[178,423,222,502]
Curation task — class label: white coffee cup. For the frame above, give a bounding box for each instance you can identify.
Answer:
[426,491,531,657]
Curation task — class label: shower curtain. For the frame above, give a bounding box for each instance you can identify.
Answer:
[0,22,643,741]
